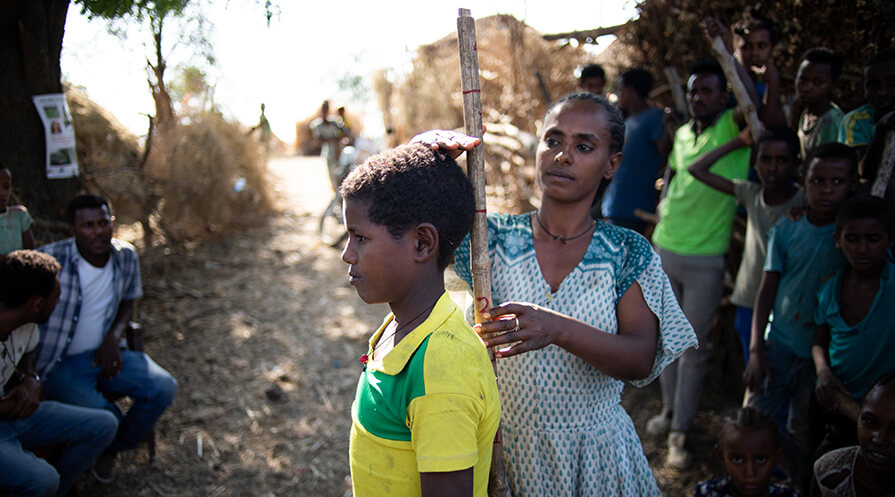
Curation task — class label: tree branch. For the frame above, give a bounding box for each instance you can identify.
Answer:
[542,22,628,43]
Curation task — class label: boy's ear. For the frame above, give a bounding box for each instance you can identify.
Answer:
[26,295,43,318]
[413,223,439,263]
[773,446,784,467]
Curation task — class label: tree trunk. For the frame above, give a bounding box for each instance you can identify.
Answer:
[149,15,175,131]
[0,0,81,223]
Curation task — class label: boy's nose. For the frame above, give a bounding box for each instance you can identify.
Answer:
[340,243,355,264]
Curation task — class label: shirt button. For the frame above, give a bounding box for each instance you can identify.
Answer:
[73,316,78,321]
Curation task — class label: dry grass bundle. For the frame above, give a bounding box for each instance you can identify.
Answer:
[294,106,364,156]
[388,15,590,140]
[67,85,159,227]
[377,15,592,212]
[146,112,273,241]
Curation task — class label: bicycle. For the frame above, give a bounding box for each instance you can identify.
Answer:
[317,137,379,247]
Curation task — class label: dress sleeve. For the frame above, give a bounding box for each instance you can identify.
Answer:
[451,214,500,290]
[628,244,698,387]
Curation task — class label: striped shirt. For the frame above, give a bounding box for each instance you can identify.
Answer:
[838,104,876,147]
[35,238,142,376]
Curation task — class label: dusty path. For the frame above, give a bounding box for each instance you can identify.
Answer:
[78,155,742,496]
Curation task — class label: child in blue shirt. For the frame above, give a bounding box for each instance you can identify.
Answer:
[811,195,894,455]
[744,143,858,494]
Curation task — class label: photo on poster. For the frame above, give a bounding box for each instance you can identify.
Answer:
[50,148,73,166]
[43,106,61,119]
[51,121,62,134]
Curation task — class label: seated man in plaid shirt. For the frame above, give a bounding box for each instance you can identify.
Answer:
[36,194,176,483]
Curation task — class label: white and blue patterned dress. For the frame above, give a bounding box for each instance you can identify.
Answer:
[453,213,696,497]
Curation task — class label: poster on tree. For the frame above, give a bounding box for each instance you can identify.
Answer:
[32,93,80,179]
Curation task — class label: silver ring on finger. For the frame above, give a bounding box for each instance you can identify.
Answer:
[512,316,520,333]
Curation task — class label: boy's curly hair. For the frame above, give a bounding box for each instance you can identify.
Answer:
[803,47,844,81]
[835,195,894,236]
[801,142,858,179]
[732,7,776,44]
[340,143,475,270]
[0,250,60,308]
[719,406,780,450]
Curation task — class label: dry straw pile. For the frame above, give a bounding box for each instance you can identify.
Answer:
[68,87,273,245]
[146,114,273,242]
[67,85,161,246]
[375,14,594,213]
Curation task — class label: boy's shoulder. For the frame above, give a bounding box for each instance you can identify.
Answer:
[424,312,489,365]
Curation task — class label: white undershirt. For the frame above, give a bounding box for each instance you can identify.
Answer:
[67,257,115,356]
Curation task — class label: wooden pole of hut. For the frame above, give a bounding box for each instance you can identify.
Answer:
[457,8,508,497]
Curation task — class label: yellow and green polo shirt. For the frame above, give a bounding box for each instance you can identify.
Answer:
[349,292,500,497]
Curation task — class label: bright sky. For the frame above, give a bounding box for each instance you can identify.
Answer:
[62,0,637,143]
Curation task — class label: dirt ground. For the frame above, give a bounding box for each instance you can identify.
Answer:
[76,155,747,496]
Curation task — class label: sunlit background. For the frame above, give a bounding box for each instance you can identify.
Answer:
[62,0,637,144]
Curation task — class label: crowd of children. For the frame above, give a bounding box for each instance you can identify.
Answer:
[337,12,894,497]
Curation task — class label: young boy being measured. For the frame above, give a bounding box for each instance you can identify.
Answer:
[340,143,500,497]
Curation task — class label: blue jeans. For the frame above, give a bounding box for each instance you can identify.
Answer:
[0,400,118,497]
[734,306,753,365]
[747,340,815,492]
[43,349,176,453]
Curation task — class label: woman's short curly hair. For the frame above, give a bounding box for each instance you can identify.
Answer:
[340,142,475,270]
[0,250,60,308]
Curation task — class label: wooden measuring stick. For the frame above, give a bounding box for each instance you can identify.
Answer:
[708,36,762,143]
[457,8,508,497]
[871,130,895,197]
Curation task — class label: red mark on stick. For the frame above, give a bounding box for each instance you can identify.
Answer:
[477,297,490,314]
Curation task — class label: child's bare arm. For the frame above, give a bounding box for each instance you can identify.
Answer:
[22,228,34,250]
[477,282,659,381]
[744,271,779,391]
[812,324,849,410]
[759,61,786,127]
[420,468,473,497]
[687,129,752,196]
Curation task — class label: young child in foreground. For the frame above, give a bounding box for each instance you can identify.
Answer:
[688,126,804,365]
[695,407,796,497]
[340,143,500,497]
[812,196,895,454]
[744,142,858,493]
[0,166,35,254]
[811,372,895,496]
